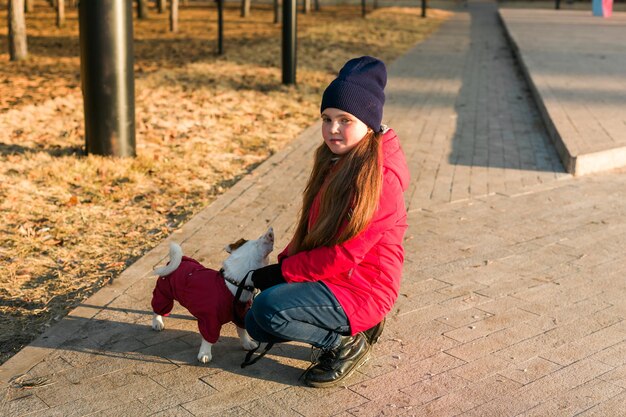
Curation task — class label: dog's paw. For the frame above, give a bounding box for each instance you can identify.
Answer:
[241,338,260,351]
[197,339,213,363]
[152,315,165,331]
[197,352,212,363]
[236,327,259,351]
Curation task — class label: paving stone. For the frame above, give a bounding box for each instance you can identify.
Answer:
[446,323,543,363]
[435,307,493,329]
[87,400,151,417]
[521,297,613,331]
[516,379,623,417]
[494,317,611,364]
[444,308,537,343]
[0,393,49,416]
[591,340,626,367]
[475,296,530,316]
[573,390,626,417]
[599,364,626,389]
[25,355,75,379]
[511,358,614,410]
[345,391,420,417]
[407,390,478,417]
[540,324,626,366]
[498,357,563,386]
[147,405,198,417]
[439,292,493,310]
[400,372,471,405]
[351,352,466,401]
[58,356,133,385]
[450,356,512,383]
[462,374,523,405]
[144,365,219,409]
[205,406,252,417]
[460,394,536,417]
[290,388,369,417]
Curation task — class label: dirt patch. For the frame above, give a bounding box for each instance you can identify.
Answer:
[0,1,451,364]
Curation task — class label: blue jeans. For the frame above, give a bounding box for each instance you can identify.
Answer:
[245,282,351,351]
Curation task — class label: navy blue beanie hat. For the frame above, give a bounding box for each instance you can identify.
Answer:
[321,56,387,132]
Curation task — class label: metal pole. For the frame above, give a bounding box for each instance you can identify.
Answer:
[555,0,561,9]
[421,0,427,18]
[79,0,135,157]
[282,0,296,85]
[217,0,224,54]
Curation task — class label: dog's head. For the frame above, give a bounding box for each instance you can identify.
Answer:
[221,227,274,283]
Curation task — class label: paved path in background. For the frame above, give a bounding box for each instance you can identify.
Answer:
[387,1,567,210]
[2,1,625,416]
[500,8,626,175]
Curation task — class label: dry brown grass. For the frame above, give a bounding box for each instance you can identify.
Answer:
[0,1,451,364]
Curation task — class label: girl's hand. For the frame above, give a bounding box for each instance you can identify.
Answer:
[251,264,286,291]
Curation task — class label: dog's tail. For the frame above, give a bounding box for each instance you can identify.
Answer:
[153,242,183,276]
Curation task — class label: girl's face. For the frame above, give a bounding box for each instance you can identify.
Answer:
[321,108,370,155]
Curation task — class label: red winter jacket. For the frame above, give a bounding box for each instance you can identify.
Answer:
[279,128,410,335]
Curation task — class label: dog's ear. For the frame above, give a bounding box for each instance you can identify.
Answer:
[225,238,247,253]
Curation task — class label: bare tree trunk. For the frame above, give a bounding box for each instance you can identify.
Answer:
[24,0,34,13]
[217,0,223,54]
[157,0,166,13]
[57,0,65,27]
[274,0,281,23]
[373,0,378,9]
[9,0,28,61]
[241,0,250,17]
[303,0,310,14]
[170,0,178,32]
[137,0,149,19]
[314,0,320,11]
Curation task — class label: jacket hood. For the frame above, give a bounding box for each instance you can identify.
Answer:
[381,128,410,192]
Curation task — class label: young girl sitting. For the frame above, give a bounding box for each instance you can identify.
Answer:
[245,56,410,388]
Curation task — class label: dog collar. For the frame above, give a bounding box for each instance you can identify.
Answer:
[219,268,255,293]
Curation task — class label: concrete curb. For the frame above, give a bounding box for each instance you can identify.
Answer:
[499,9,626,176]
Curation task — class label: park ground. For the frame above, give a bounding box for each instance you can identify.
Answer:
[0,0,451,365]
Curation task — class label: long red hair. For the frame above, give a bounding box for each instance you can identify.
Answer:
[289,131,383,254]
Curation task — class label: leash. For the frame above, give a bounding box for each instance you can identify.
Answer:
[227,269,275,368]
[222,268,254,330]
[220,268,255,293]
[241,341,274,368]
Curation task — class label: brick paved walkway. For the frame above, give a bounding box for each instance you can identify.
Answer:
[2,1,625,416]
[389,1,568,211]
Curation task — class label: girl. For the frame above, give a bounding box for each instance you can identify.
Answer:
[245,56,410,387]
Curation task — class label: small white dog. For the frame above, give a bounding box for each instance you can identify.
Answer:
[151,227,274,363]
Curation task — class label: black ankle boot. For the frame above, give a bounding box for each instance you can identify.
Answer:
[363,317,385,345]
[304,333,370,388]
